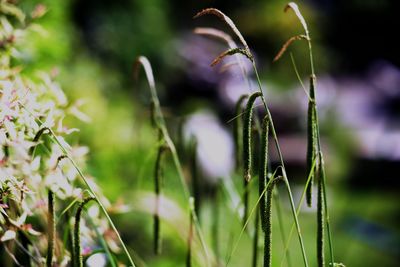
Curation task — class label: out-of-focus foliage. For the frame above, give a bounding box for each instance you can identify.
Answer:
[0,2,123,265]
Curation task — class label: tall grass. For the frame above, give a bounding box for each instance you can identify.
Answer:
[194,2,338,267]
[194,6,310,267]
[1,2,341,266]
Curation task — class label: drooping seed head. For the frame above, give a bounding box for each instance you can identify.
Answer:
[284,2,309,37]
[234,94,249,170]
[134,56,155,90]
[243,92,262,183]
[29,127,50,155]
[194,8,249,51]
[211,47,253,67]
[194,27,235,48]
[259,114,269,232]
[273,34,308,62]
[306,74,318,207]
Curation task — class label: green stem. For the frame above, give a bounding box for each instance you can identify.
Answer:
[319,153,335,266]
[186,198,195,267]
[154,138,167,255]
[264,177,283,267]
[279,157,317,267]
[317,161,325,267]
[274,192,292,267]
[190,139,201,218]
[252,209,259,267]
[225,170,279,266]
[212,184,220,262]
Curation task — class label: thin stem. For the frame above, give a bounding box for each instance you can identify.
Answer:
[282,170,309,267]
[319,153,335,266]
[226,176,273,266]
[289,53,310,100]
[85,215,118,267]
[189,140,201,220]
[264,177,283,267]
[279,156,317,267]
[252,209,260,267]
[47,190,55,267]
[274,192,292,267]
[317,161,325,267]
[212,183,220,263]
[186,198,195,267]
[154,139,167,255]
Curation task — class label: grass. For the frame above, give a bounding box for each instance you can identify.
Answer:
[0,1,347,266]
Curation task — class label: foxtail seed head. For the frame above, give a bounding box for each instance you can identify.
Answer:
[259,114,270,232]
[273,35,308,62]
[243,92,262,183]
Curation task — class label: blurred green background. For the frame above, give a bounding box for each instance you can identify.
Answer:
[15,0,400,266]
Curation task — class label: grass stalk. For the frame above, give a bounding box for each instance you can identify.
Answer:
[273,192,292,267]
[74,197,95,267]
[319,152,335,266]
[186,198,195,267]
[283,3,337,266]
[47,190,55,267]
[279,157,317,267]
[135,56,211,266]
[252,208,260,267]
[189,139,201,219]
[212,182,221,263]
[154,137,168,255]
[264,177,283,267]
[225,170,277,266]
[317,158,325,267]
